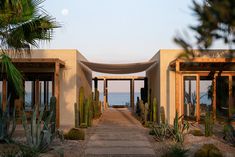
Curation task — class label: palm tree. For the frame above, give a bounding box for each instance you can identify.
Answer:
[0,0,59,95]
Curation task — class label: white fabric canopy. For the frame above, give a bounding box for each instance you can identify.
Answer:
[80,60,157,74]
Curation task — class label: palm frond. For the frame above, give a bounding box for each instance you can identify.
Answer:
[0,53,23,96]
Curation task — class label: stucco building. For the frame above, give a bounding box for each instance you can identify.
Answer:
[1,49,234,128]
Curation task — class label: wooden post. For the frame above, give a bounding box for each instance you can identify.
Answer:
[35,80,39,111]
[175,61,180,113]
[103,78,107,108]
[229,75,232,118]
[54,62,60,128]
[130,79,135,110]
[2,79,7,111]
[213,76,217,120]
[196,75,200,122]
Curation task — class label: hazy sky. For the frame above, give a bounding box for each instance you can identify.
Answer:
[40,0,225,92]
[42,0,196,62]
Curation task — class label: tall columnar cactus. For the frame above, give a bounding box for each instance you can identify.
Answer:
[83,99,89,127]
[0,98,16,143]
[94,89,100,118]
[153,97,157,122]
[144,103,148,125]
[74,103,79,128]
[50,96,56,133]
[87,96,92,127]
[139,100,144,121]
[79,87,85,125]
[148,94,152,121]
[160,106,166,124]
[205,111,213,137]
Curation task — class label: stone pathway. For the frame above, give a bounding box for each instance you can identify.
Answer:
[85,108,156,157]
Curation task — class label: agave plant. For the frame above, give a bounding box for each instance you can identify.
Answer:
[22,106,54,153]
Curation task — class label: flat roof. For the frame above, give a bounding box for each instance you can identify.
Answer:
[0,58,65,68]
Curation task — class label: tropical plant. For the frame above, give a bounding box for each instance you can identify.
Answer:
[22,106,55,154]
[0,0,59,95]
[174,0,235,57]
[0,96,16,143]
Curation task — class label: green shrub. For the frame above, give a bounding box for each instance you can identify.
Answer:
[194,144,222,157]
[189,130,204,136]
[64,128,85,140]
[162,145,188,157]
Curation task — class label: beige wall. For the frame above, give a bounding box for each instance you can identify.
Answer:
[147,50,182,124]
[14,49,92,128]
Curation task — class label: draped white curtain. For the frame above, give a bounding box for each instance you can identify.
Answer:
[80,60,157,74]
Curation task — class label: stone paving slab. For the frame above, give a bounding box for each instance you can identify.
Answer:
[87,140,152,147]
[84,108,156,157]
[85,147,155,155]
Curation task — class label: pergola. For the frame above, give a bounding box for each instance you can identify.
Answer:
[81,60,157,109]
[170,57,235,121]
[0,58,65,127]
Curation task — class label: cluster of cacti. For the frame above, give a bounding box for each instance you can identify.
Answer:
[138,96,158,124]
[0,96,16,143]
[22,105,55,153]
[205,111,213,137]
[76,87,103,128]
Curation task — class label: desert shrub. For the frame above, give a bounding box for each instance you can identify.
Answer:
[150,112,189,143]
[162,145,188,157]
[194,144,222,157]
[150,123,174,141]
[64,128,85,140]
[189,130,204,136]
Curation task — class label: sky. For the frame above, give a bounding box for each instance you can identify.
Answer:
[42,0,196,63]
[40,0,225,92]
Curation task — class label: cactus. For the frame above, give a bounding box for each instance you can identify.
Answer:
[148,94,152,121]
[144,103,148,125]
[205,111,213,137]
[22,106,54,152]
[87,96,92,127]
[74,103,79,127]
[50,96,56,134]
[79,87,85,125]
[0,96,16,143]
[84,99,89,127]
[160,106,165,124]
[153,97,157,122]
[139,100,145,121]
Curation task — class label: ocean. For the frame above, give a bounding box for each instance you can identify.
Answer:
[100,92,141,106]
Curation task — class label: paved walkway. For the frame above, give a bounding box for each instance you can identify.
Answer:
[85,108,156,157]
